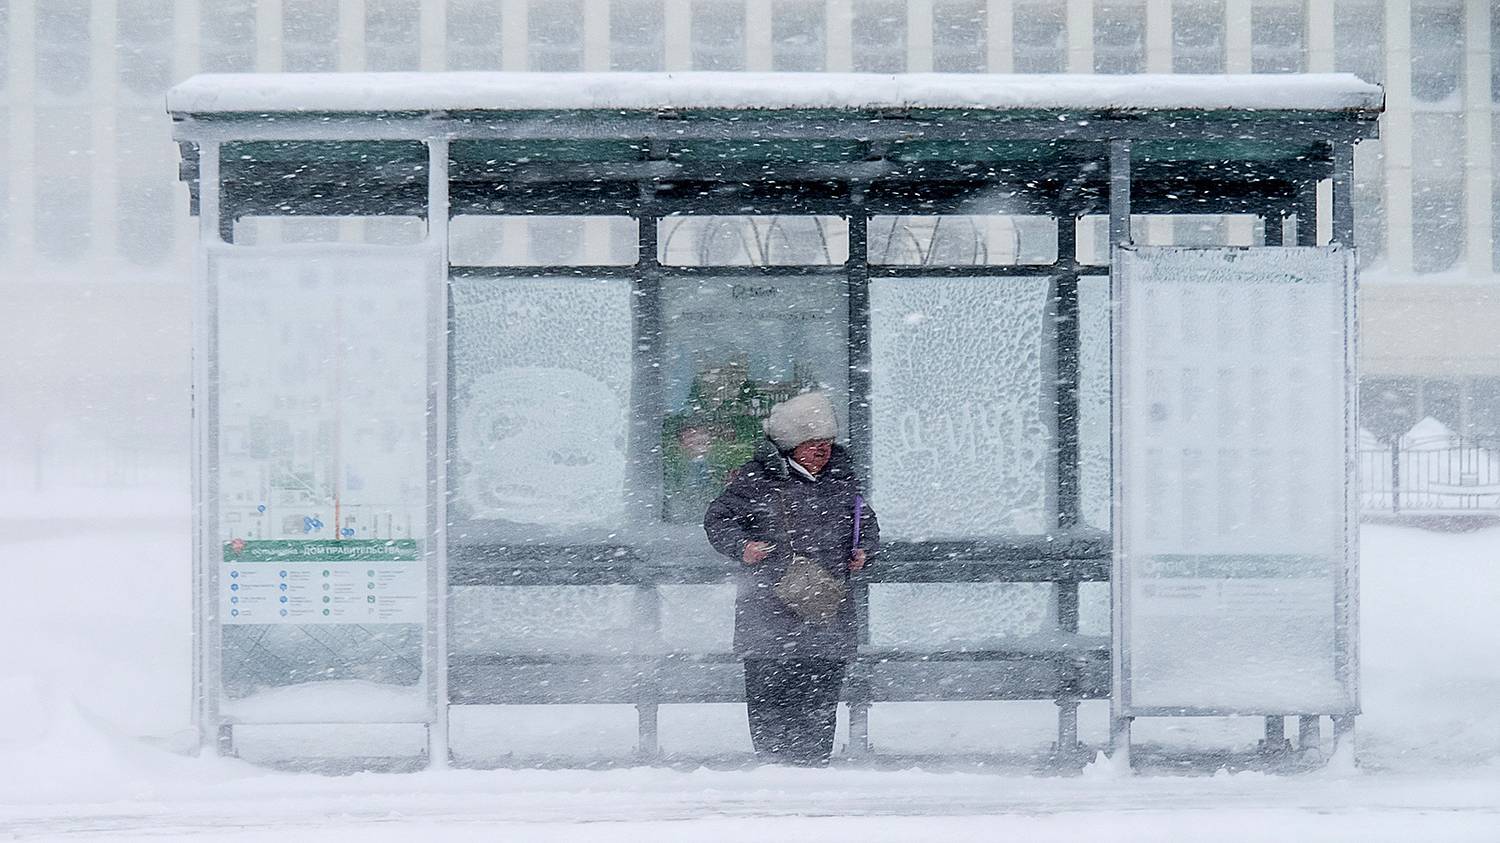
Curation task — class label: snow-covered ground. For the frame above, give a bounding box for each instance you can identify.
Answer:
[1,502,1497,840]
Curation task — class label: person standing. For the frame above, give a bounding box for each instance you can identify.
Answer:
[703,391,878,765]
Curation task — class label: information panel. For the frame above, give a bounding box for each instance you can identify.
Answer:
[208,246,434,706]
[1114,247,1357,716]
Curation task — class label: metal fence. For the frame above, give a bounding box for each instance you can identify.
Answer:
[1360,436,1500,514]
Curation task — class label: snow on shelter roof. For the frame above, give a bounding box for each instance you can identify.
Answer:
[167,71,1384,116]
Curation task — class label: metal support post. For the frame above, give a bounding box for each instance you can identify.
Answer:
[425,138,452,770]
[1331,714,1356,758]
[1107,138,1133,772]
[1263,210,1284,247]
[1260,715,1291,755]
[1054,581,1083,760]
[635,584,662,761]
[1299,715,1322,752]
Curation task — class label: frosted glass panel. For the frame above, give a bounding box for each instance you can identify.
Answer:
[1116,247,1355,714]
[451,277,633,530]
[1078,275,1112,530]
[870,276,1052,538]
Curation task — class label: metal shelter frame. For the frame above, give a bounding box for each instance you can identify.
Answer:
[171,72,1382,768]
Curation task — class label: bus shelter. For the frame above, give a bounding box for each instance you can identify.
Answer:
[168,72,1382,768]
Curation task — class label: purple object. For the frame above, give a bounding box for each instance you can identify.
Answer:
[852,494,864,550]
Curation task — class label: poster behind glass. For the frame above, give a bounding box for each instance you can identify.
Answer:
[659,275,850,523]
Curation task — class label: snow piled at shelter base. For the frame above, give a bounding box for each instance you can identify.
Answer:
[166,72,1384,115]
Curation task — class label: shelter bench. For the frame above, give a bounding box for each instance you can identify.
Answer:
[448,546,1111,760]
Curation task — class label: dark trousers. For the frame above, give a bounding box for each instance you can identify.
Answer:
[743,658,847,765]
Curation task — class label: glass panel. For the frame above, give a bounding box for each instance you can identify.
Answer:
[213,247,430,712]
[660,274,851,523]
[450,216,638,266]
[871,276,1052,538]
[1117,247,1353,714]
[869,583,1055,649]
[870,216,1058,265]
[450,277,634,533]
[659,216,848,266]
[1079,275,1111,531]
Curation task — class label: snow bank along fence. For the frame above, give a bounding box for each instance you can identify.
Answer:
[1360,434,1500,515]
[169,72,1381,768]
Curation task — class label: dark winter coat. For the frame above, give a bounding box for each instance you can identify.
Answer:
[703,439,879,659]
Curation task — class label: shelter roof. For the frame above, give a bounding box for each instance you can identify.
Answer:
[167,71,1384,116]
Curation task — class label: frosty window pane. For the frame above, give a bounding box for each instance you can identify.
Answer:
[932,0,985,73]
[213,249,430,699]
[660,274,851,523]
[773,0,826,71]
[1013,2,1066,73]
[871,276,1052,538]
[659,216,848,266]
[852,0,907,73]
[1093,1,1145,75]
[691,0,746,71]
[1173,0,1225,74]
[1078,276,1111,531]
[447,0,503,70]
[869,583,1055,649]
[450,277,633,530]
[869,216,1058,266]
[1117,247,1353,714]
[610,0,665,70]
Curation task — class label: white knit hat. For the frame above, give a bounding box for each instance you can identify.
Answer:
[764,391,838,451]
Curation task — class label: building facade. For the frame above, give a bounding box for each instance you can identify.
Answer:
[1,0,1496,489]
